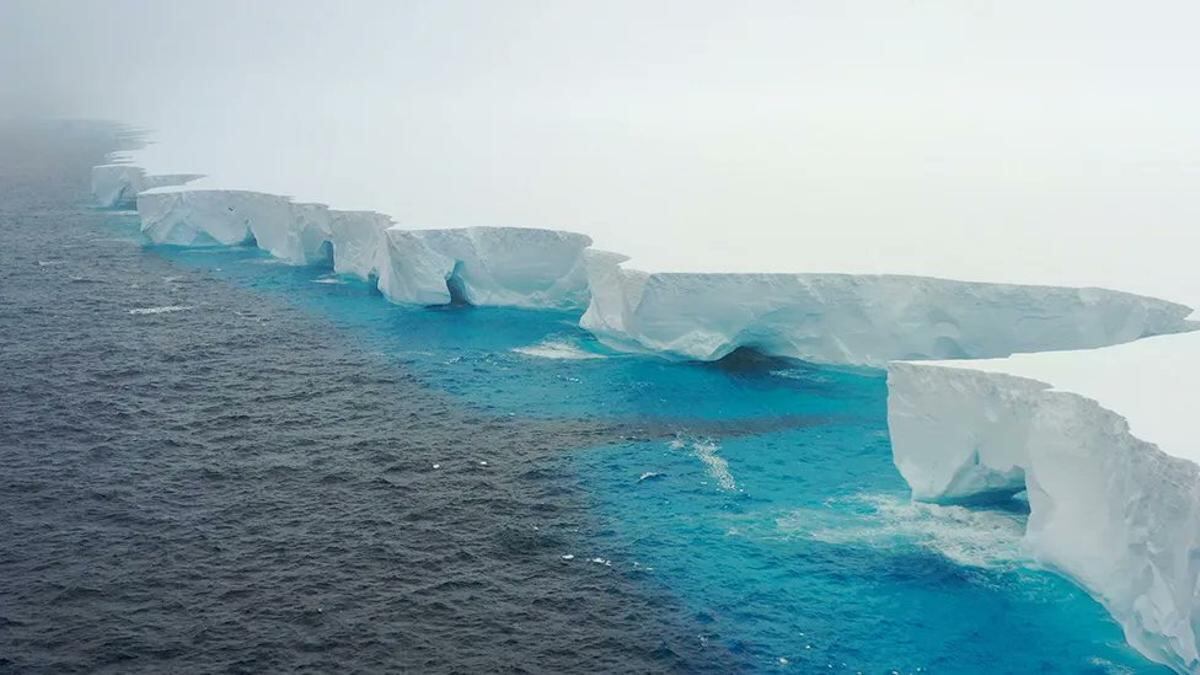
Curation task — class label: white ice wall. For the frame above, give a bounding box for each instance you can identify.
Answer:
[91,164,200,208]
[126,183,1196,362]
[582,258,1194,366]
[889,332,1200,673]
[377,227,592,308]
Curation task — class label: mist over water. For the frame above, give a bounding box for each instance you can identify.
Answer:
[3,1,1199,306]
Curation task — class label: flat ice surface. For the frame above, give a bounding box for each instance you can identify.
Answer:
[908,330,1200,463]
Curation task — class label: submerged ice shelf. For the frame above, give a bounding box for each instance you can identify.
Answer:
[95,160,1200,672]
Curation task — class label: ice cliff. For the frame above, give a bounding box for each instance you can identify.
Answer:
[132,187,593,309]
[581,256,1194,367]
[377,227,592,308]
[889,332,1200,672]
[91,164,201,208]
[124,184,1194,362]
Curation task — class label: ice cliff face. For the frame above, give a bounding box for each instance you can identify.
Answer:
[328,210,392,281]
[377,227,592,308]
[131,187,594,308]
[889,331,1200,672]
[128,184,1195,361]
[137,188,380,268]
[581,257,1194,367]
[91,164,201,208]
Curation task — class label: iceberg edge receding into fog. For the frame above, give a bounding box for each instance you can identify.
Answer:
[91,164,202,209]
[96,170,1196,366]
[95,162,1200,672]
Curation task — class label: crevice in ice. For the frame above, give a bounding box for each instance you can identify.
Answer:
[314,240,334,270]
[710,346,794,374]
[444,261,471,307]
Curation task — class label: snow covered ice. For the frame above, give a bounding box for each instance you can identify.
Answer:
[328,210,392,281]
[581,260,1194,366]
[91,164,200,208]
[377,227,592,308]
[889,331,1200,672]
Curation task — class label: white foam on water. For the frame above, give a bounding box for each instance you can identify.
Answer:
[769,368,832,384]
[778,493,1028,570]
[512,339,605,360]
[1087,656,1137,674]
[128,305,194,315]
[691,439,738,492]
[311,275,347,285]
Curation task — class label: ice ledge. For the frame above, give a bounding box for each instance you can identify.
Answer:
[378,227,592,308]
[91,164,202,208]
[131,185,594,308]
[115,173,1196,362]
[889,331,1200,672]
[581,256,1196,367]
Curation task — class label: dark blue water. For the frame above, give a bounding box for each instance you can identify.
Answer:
[0,121,1166,673]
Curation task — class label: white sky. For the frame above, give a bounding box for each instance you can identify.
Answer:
[3,0,1198,307]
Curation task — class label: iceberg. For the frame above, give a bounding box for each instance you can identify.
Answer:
[581,256,1195,366]
[285,203,336,267]
[377,227,592,308]
[132,185,594,308]
[138,187,273,248]
[130,183,1195,359]
[91,164,201,208]
[137,187,378,267]
[888,331,1200,672]
[328,210,392,281]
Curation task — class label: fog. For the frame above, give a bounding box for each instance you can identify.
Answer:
[3,0,1198,305]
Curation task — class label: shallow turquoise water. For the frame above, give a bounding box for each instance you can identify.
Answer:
[150,239,1163,674]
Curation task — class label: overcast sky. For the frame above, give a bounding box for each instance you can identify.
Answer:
[3,0,1197,305]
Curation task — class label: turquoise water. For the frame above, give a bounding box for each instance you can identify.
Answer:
[147,238,1162,674]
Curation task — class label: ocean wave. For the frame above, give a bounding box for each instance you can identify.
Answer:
[128,305,193,315]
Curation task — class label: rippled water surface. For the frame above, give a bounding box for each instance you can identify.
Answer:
[0,122,1167,673]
